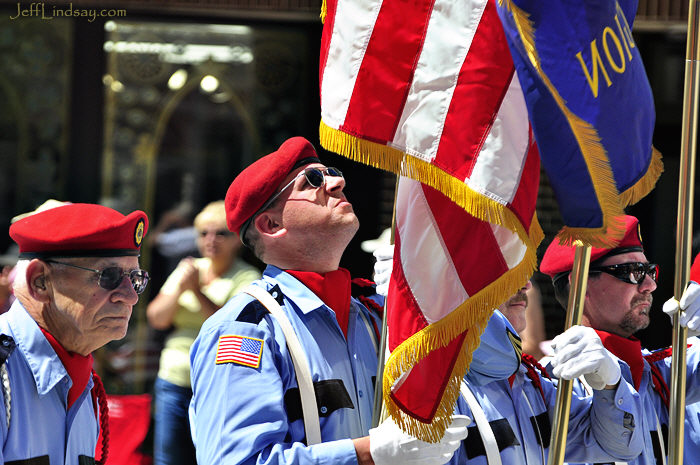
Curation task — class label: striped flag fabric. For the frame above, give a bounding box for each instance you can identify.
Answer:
[320,0,542,441]
[386,175,539,441]
[318,0,661,441]
[215,335,264,368]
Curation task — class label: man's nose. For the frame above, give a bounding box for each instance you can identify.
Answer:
[325,173,346,192]
[639,273,657,293]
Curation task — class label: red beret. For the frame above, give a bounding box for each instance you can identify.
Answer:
[691,253,700,284]
[540,215,643,281]
[10,203,148,259]
[225,137,320,237]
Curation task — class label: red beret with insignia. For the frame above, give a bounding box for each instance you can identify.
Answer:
[540,215,643,282]
[225,137,320,238]
[10,203,148,259]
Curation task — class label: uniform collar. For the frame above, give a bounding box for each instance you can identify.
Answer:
[262,265,327,314]
[6,300,70,395]
[465,310,522,386]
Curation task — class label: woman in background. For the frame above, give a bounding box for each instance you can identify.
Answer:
[147,200,261,465]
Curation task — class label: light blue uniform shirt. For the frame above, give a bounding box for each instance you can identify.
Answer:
[189,266,381,465]
[558,338,700,465]
[453,311,643,465]
[0,301,99,464]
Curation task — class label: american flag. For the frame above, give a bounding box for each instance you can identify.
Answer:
[319,0,661,443]
[320,0,541,441]
[216,335,264,368]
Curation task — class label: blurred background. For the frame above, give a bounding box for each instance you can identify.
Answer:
[0,0,695,409]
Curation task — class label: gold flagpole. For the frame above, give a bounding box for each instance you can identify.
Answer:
[547,242,591,465]
[668,1,700,462]
[372,175,400,427]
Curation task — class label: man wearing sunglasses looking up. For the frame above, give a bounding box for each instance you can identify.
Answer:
[1,202,150,465]
[540,214,700,465]
[189,137,469,465]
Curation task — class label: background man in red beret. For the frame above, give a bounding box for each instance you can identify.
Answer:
[189,137,468,465]
[540,215,700,465]
[1,202,150,465]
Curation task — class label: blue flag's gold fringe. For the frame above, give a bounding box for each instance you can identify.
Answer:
[320,121,544,441]
[319,121,543,250]
[619,147,664,206]
[383,223,541,442]
[500,0,663,248]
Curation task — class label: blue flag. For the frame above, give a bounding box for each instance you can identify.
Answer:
[496,0,662,247]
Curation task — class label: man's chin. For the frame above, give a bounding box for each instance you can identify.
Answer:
[631,317,651,334]
[620,311,650,336]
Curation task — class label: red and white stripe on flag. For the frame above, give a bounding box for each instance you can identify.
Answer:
[319,0,543,441]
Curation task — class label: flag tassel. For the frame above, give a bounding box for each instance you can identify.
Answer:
[320,121,541,248]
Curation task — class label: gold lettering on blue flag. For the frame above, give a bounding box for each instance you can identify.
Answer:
[576,3,636,98]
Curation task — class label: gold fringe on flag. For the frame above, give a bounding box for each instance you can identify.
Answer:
[319,121,539,251]
[320,0,327,23]
[382,219,542,442]
[619,147,664,206]
[501,0,663,249]
[321,120,544,441]
[319,119,545,439]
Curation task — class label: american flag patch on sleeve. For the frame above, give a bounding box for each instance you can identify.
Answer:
[215,335,264,368]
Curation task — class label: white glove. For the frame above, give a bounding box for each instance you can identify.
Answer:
[549,325,621,390]
[373,244,395,297]
[662,282,700,337]
[369,415,470,465]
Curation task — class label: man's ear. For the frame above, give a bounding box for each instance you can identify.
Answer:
[254,211,286,238]
[26,259,51,303]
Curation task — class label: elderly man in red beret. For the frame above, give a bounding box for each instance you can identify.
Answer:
[189,137,468,465]
[1,203,150,465]
[540,215,700,465]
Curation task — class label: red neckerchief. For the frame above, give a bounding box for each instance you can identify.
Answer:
[40,328,93,410]
[595,330,643,390]
[287,268,352,337]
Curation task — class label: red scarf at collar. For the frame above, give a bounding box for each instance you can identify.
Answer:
[595,330,643,390]
[287,268,352,337]
[40,328,94,410]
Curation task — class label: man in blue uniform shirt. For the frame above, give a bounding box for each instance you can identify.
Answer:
[453,283,643,465]
[189,137,468,465]
[541,215,700,465]
[372,250,643,465]
[1,202,150,465]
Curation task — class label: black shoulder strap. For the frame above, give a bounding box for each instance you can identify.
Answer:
[0,334,15,429]
[236,285,285,325]
[0,335,16,364]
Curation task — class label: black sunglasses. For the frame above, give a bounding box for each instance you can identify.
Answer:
[45,260,150,294]
[263,166,344,211]
[589,261,658,286]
